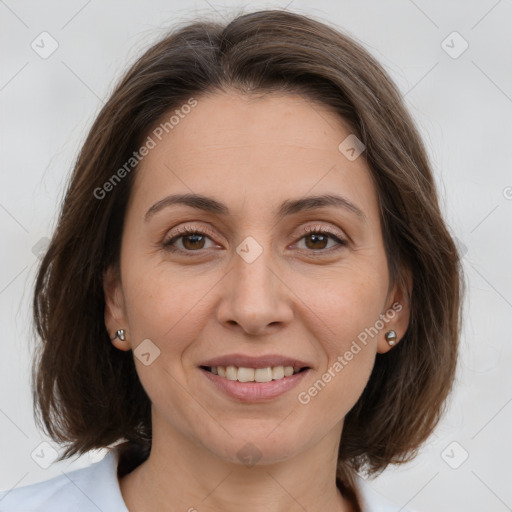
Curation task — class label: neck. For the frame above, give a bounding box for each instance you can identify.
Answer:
[118,420,357,512]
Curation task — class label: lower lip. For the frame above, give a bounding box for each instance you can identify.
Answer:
[200,368,310,402]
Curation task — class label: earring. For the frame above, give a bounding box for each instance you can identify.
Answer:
[385,330,397,346]
[112,329,126,341]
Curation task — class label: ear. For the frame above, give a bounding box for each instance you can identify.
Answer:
[377,267,413,354]
[103,264,131,351]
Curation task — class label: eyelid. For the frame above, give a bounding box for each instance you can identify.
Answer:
[292,224,348,252]
[162,223,220,247]
[164,222,346,241]
[170,223,217,239]
[162,221,348,254]
[299,224,346,239]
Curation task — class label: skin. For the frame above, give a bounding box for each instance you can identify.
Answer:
[104,90,411,512]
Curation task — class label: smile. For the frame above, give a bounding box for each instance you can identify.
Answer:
[199,365,311,402]
[201,365,308,382]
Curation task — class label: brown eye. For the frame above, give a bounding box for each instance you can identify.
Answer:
[162,226,217,254]
[304,232,329,250]
[180,233,207,250]
[162,225,347,256]
[295,228,347,253]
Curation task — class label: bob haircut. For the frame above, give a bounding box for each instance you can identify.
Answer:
[32,8,463,494]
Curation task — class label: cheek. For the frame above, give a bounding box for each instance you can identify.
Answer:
[296,349,375,432]
[291,263,386,413]
[122,261,213,335]
[119,267,212,415]
[296,261,388,349]
[295,288,379,422]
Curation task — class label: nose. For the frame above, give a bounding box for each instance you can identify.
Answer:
[216,243,294,336]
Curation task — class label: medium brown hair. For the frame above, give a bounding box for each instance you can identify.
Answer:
[32,7,463,501]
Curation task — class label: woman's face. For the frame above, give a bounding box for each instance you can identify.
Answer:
[105,90,410,465]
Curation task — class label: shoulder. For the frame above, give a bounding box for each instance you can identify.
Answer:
[357,478,418,512]
[0,449,128,512]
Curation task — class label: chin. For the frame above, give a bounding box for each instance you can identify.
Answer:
[202,427,307,467]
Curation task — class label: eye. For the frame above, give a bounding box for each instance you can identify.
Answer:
[162,225,218,254]
[293,225,347,253]
[162,224,348,256]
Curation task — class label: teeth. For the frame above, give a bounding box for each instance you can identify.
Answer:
[255,367,272,382]
[237,367,255,382]
[226,365,237,381]
[272,366,284,380]
[207,365,304,382]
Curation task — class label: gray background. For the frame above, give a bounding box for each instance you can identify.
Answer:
[1,1,511,511]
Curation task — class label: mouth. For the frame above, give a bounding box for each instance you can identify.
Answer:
[200,365,309,382]
[199,364,311,402]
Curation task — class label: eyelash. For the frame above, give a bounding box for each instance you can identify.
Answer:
[162,224,347,257]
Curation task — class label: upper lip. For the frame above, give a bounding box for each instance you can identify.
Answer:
[199,354,312,369]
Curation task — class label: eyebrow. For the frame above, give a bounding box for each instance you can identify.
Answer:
[144,193,365,221]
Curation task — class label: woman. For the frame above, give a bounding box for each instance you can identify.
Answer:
[0,8,462,512]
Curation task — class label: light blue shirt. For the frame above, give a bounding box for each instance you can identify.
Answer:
[0,448,414,511]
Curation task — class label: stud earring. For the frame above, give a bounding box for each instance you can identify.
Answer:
[112,329,126,341]
[385,330,397,346]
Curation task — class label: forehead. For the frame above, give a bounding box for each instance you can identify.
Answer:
[162,90,351,155]
[130,90,379,222]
